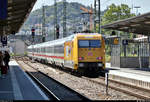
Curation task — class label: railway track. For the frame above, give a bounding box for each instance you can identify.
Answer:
[15,57,150,100]
[82,76,150,100]
[16,59,90,101]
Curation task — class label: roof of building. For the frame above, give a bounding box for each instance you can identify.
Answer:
[0,0,37,35]
[102,12,150,35]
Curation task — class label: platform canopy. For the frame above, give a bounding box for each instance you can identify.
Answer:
[102,12,150,35]
[0,0,37,35]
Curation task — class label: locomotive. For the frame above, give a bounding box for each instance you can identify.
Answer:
[27,33,105,75]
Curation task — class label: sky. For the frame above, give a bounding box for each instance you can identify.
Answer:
[32,0,150,14]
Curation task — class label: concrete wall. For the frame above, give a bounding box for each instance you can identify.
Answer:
[120,57,149,68]
[9,39,27,55]
[111,56,120,67]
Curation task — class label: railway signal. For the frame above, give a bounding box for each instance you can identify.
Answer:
[31,27,35,37]
[56,25,59,39]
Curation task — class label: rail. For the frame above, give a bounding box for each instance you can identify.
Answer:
[16,58,90,101]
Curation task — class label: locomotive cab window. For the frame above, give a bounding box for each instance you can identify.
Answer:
[78,40,89,48]
[78,40,101,48]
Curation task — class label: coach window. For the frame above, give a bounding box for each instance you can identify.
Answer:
[54,46,57,53]
[59,45,64,54]
[43,48,45,53]
[47,47,49,53]
[39,48,41,53]
[42,48,44,53]
[45,47,47,53]
[52,46,54,54]
[49,47,51,53]
[38,48,39,53]
[43,48,44,53]
[56,45,59,54]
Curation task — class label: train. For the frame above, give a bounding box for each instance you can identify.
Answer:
[27,33,105,76]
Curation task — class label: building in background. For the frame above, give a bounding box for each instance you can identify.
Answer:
[8,39,27,55]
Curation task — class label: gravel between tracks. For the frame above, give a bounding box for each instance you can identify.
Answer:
[18,60,139,100]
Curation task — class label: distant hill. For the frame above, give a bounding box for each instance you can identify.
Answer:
[24,2,90,28]
[20,2,106,41]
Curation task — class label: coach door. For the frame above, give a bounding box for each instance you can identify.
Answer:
[64,41,73,68]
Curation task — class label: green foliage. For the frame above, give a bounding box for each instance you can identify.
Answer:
[102,3,135,25]
[100,3,136,36]
[105,54,111,62]
[99,4,136,62]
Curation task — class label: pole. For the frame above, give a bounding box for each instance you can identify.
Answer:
[94,0,96,33]
[42,5,46,42]
[105,72,109,95]
[32,36,34,62]
[63,0,67,37]
[134,6,141,16]
[98,0,101,34]
[54,0,57,40]
[94,0,101,33]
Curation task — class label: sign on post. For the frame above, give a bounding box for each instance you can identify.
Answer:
[105,72,109,95]
[0,0,8,19]
[1,36,7,46]
[122,40,128,45]
[113,38,119,45]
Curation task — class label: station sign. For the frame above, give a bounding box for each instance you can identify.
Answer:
[122,40,128,45]
[1,36,7,46]
[113,38,119,45]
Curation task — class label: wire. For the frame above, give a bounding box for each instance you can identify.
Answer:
[101,0,111,5]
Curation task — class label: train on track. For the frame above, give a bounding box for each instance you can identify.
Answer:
[27,33,105,75]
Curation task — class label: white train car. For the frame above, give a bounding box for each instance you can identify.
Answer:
[27,35,74,66]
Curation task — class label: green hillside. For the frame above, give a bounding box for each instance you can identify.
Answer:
[24,2,90,27]
[21,2,106,40]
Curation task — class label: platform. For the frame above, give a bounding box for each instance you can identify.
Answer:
[106,63,150,89]
[0,60,49,100]
[106,63,150,82]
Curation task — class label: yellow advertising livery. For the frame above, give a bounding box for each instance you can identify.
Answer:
[27,33,105,75]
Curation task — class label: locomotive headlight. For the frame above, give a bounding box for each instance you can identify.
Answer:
[79,63,84,67]
[98,63,103,67]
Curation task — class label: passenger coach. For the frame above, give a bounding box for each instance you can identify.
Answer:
[27,33,105,75]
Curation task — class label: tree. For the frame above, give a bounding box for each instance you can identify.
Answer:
[100,4,135,36]
[99,4,136,62]
[102,4,135,25]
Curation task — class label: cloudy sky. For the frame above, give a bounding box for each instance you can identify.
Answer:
[32,0,150,14]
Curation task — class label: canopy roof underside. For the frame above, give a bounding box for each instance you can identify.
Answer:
[0,0,36,35]
[102,12,150,35]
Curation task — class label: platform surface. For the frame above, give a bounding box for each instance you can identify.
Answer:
[106,63,150,82]
[0,60,49,100]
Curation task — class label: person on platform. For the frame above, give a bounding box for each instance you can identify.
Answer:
[0,51,4,78]
[3,51,10,70]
